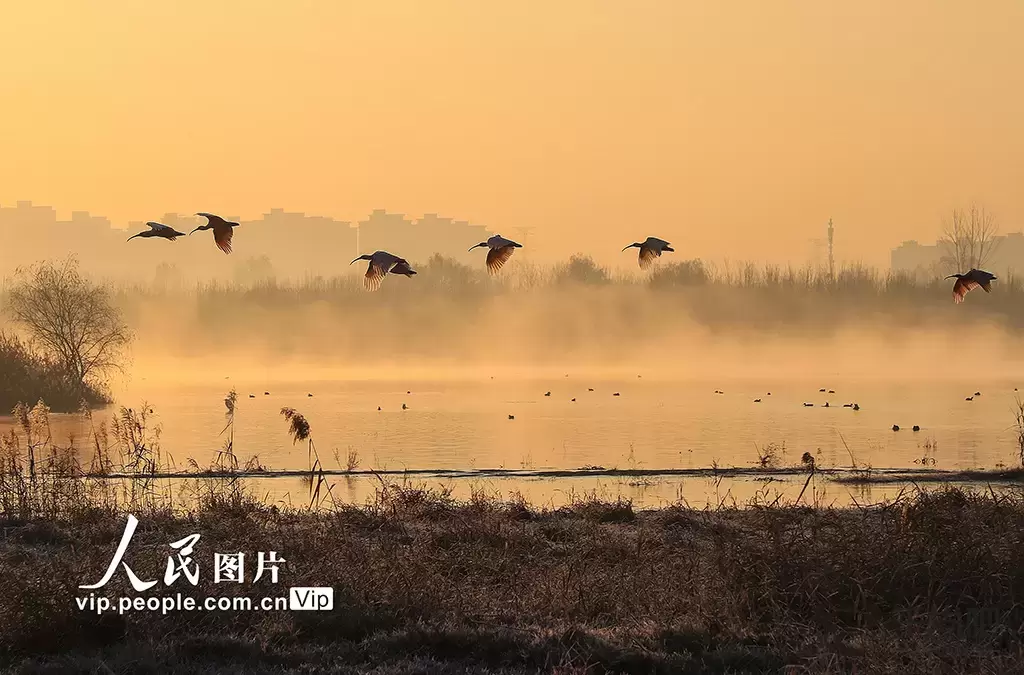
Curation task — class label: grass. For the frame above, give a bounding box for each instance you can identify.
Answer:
[2,483,1024,673]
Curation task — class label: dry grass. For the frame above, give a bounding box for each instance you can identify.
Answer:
[2,465,1024,673]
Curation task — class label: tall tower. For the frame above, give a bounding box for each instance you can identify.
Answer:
[827,217,835,280]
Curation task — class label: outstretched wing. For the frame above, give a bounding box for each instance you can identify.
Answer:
[971,269,996,292]
[486,245,516,274]
[390,261,416,277]
[953,277,979,303]
[213,223,234,254]
[638,245,660,269]
[146,221,173,232]
[364,259,389,291]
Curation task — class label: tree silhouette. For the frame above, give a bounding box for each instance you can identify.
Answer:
[939,203,1000,273]
[6,257,130,398]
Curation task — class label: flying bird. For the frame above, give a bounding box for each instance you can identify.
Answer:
[469,235,522,274]
[946,269,996,304]
[389,261,418,278]
[350,251,415,291]
[127,221,187,242]
[190,213,239,254]
[622,237,674,269]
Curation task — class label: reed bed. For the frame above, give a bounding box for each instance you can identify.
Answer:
[108,257,1024,341]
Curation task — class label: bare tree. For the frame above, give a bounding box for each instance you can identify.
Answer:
[6,257,130,396]
[939,203,1001,273]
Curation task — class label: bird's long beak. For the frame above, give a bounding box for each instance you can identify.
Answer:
[189,227,201,235]
[621,244,634,252]
[944,275,956,279]
[349,257,361,265]
[468,244,482,251]
[127,234,140,241]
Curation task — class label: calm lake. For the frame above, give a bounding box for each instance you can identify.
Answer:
[4,375,1022,508]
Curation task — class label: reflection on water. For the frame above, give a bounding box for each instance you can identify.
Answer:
[2,376,1021,507]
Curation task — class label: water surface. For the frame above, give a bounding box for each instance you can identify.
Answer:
[4,376,1021,507]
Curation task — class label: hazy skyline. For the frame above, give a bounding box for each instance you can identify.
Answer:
[2,1,1022,268]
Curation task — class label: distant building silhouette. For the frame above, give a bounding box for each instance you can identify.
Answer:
[891,232,1024,279]
[1,201,115,279]
[240,208,354,279]
[890,240,942,279]
[0,201,498,282]
[358,209,492,266]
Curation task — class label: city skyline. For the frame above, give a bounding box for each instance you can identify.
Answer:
[3,2,1022,268]
[6,198,1021,282]
[0,200,501,281]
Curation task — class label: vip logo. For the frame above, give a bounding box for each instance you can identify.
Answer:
[289,587,334,611]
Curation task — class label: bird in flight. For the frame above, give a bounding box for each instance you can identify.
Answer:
[622,237,674,269]
[350,251,415,291]
[389,260,418,278]
[190,213,239,254]
[127,221,187,242]
[946,269,996,304]
[469,235,522,274]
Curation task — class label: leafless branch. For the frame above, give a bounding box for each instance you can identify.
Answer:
[5,257,131,396]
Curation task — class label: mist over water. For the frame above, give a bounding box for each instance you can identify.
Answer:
[119,287,1023,386]
[4,268,1022,508]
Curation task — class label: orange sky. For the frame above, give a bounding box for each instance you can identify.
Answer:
[1,1,1021,267]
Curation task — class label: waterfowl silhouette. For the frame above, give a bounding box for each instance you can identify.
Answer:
[946,268,996,303]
